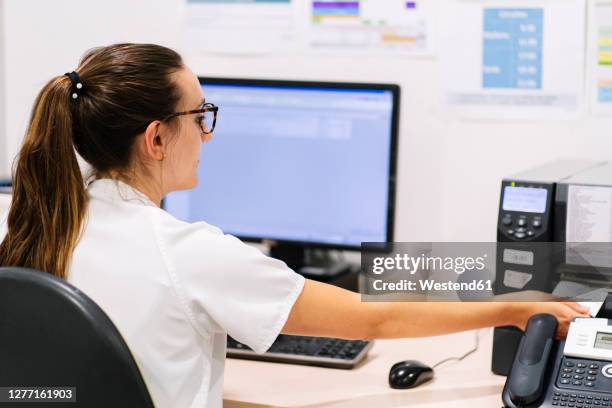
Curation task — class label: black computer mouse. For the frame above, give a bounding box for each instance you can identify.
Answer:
[388,360,434,389]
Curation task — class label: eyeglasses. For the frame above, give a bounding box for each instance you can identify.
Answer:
[163,103,219,134]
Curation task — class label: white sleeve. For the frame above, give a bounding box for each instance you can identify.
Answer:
[155,213,305,354]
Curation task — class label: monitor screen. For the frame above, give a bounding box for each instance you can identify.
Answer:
[164,79,398,248]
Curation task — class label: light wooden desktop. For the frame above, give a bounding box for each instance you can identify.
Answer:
[223,328,506,408]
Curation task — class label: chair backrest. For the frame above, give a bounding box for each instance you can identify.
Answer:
[0,267,155,407]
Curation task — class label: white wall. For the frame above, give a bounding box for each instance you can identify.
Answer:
[1,0,181,178]
[0,0,7,179]
[2,0,612,242]
[0,193,9,219]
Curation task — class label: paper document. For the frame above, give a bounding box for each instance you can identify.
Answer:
[181,0,298,54]
[307,0,435,56]
[567,185,612,243]
[589,1,612,115]
[579,301,605,317]
[566,185,612,272]
[440,0,585,120]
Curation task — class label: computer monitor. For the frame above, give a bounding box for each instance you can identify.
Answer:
[164,78,399,270]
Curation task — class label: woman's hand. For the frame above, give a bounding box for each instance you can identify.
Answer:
[511,301,590,339]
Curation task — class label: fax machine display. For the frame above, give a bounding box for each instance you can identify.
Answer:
[502,186,548,214]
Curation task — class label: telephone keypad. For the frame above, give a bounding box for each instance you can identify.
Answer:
[552,390,611,407]
[551,388,612,408]
[556,357,612,405]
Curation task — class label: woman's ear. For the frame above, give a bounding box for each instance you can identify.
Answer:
[141,120,165,161]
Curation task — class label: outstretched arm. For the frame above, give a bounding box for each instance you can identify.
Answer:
[282,279,589,339]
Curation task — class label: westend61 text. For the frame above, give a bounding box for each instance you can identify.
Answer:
[371,279,493,292]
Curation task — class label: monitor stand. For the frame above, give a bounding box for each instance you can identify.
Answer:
[269,243,351,278]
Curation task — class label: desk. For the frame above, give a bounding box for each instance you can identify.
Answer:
[224,329,506,407]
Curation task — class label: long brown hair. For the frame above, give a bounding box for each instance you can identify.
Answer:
[0,43,183,278]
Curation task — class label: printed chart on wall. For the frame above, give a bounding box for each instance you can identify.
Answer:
[590,0,612,115]
[439,0,585,120]
[308,0,435,56]
[181,0,299,54]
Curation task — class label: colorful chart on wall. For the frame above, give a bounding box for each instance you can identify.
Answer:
[181,0,299,54]
[307,0,436,56]
[589,0,612,115]
[439,0,585,120]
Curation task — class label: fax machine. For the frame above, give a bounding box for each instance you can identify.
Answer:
[493,160,612,376]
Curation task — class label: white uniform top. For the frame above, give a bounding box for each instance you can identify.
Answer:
[0,179,305,408]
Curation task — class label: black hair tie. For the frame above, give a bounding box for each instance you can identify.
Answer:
[64,71,84,100]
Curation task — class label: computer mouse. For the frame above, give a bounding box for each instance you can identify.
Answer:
[388,360,434,389]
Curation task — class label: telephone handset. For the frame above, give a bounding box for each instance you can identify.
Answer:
[503,313,612,407]
[503,314,557,407]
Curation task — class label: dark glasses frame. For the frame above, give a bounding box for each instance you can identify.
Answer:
[163,102,218,134]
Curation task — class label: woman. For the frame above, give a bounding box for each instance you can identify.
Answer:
[0,44,587,407]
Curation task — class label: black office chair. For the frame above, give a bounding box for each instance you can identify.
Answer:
[0,267,155,408]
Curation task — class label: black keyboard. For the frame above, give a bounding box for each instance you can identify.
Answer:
[227,335,373,369]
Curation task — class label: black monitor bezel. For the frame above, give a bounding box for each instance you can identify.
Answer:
[170,76,400,251]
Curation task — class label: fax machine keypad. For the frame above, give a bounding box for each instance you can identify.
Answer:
[552,391,611,407]
[558,358,605,391]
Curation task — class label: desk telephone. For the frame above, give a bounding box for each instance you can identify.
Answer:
[503,309,612,407]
